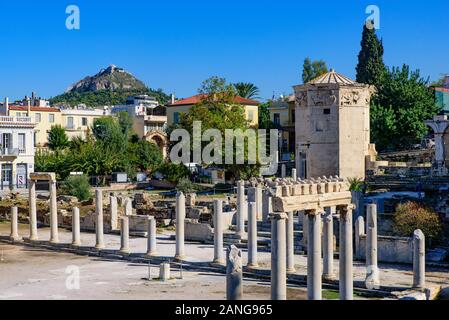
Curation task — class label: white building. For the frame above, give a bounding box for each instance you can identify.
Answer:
[111,95,159,117]
[0,114,36,192]
[60,106,110,140]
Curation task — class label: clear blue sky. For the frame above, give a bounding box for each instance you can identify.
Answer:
[1,0,448,102]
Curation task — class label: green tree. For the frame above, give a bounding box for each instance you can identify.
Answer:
[157,162,190,183]
[174,76,259,179]
[48,125,69,151]
[129,140,163,172]
[61,175,92,201]
[117,111,134,137]
[233,82,260,99]
[393,201,443,245]
[302,58,328,83]
[92,116,127,152]
[258,102,275,130]
[371,65,439,150]
[355,21,386,86]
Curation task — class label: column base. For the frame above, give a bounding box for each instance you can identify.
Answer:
[287,268,296,274]
[145,252,158,258]
[174,255,186,262]
[71,242,82,248]
[49,239,60,245]
[94,244,105,250]
[211,260,225,267]
[247,263,259,269]
[119,249,130,255]
[9,236,21,242]
[323,273,337,281]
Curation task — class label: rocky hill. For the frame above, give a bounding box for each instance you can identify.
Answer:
[50,65,170,107]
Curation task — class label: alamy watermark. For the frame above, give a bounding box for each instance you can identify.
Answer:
[65,265,80,290]
[365,5,380,30]
[66,5,80,30]
[170,121,279,175]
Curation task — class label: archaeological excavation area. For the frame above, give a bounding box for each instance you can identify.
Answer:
[1,172,449,301]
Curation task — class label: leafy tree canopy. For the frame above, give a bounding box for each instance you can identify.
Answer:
[233,82,260,99]
[48,125,69,151]
[302,57,328,83]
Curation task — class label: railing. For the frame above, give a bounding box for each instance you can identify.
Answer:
[0,116,33,123]
[0,148,19,156]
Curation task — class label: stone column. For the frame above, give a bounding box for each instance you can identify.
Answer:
[291,168,297,181]
[72,207,81,247]
[413,229,426,289]
[307,210,322,300]
[355,216,365,260]
[95,189,105,250]
[29,180,38,241]
[49,180,59,244]
[110,196,118,231]
[323,207,335,280]
[125,198,133,216]
[226,245,243,300]
[339,206,354,300]
[286,211,295,273]
[175,192,186,261]
[236,181,246,237]
[271,213,287,300]
[119,216,130,254]
[213,200,225,265]
[262,190,272,222]
[247,202,258,268]
[281,164,286,178]
[10,207,20,241]
[256,186,263,221]
[365,204,380,289]
[146,216,157,256]
[301,211,308,252]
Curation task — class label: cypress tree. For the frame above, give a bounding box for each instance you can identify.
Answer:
[356,21,386,86]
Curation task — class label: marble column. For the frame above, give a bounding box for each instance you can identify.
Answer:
[413,229,426,289]
[125,197,133,216]
[146,216,157,256]
[95,189,105,250]
[307,210,322,300]
[355,216,365,260]
[213,200,225,265]
[291,168,297,181]
[72,207,81,247]
[323,207,335,280]
[262,190,272,222]
[110,196,118,231]
[119,216,130,254]
[175,192,186,261]
[236,181,246,237]
[10,207,20,241]
[286,211,295,273]
[256,186,263,221]
[49,179,59,244]
[339,206,354,300]
[226,245,243,300]
[271,213,287,300]
[281,164,286,178]
[247,202,258,268]
[301,211,308,253]
[365,204,380,289]
[29,180,38,241]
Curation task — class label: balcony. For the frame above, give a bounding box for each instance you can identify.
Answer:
[0,116,35,127]
[0,148,19,158]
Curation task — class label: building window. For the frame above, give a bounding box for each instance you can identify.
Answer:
[174,112,180,124]
[274,113,281,126]
[35,113,41,123]
[67,117,74,129]
[49,114,55,123]
[18,133,26,154]
[323,109,331,115]
[82,117,88,126]
[34,132,37,147]
[1,164,13,188]
[248,110,254,122]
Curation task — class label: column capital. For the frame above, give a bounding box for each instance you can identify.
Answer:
[269,212,288,220]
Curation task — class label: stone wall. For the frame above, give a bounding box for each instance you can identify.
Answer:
[356,234,413,264]
[185,220,214,242]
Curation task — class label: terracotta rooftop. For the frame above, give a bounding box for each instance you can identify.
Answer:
[167,94,259,107]
[308,69,356,85]
[8,106,61,112]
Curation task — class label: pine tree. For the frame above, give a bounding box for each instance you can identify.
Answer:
[356,21,386,86]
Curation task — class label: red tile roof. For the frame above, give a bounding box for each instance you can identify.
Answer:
[167,94,259,107]
[435,87,449,93]
[8,106,61,112]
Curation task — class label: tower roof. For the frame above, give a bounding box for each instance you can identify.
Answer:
[308,69,355,85]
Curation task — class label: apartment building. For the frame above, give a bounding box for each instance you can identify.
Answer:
[269,95,296,161]
[61,106,109,140]
[0,113,36,191]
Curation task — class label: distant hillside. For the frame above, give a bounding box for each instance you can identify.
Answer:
[49,65,170,107]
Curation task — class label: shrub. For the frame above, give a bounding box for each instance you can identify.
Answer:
[61,175,92,201]
[393,201,443,245]
[157,163,190,183]
[176,177,196,194]
[348,177,365,192]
